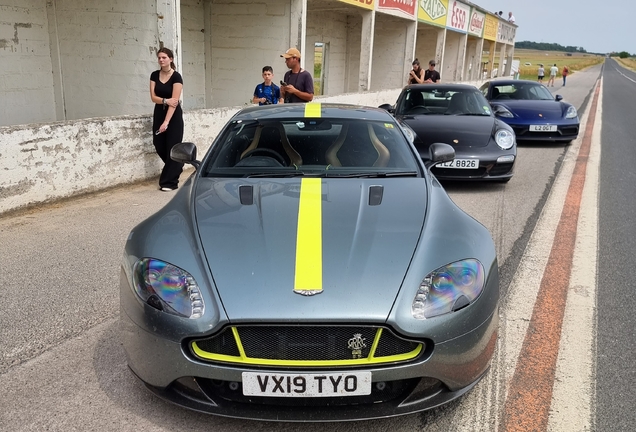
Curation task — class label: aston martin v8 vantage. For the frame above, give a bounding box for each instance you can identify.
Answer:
[120,103,499,421]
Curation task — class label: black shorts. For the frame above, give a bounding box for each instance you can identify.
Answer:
[538,75,544,81]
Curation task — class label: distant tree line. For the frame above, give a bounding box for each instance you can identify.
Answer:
[515,41,587,53]
[515,40,634,57]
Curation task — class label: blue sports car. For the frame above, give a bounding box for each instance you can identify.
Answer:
[480,79,579,142]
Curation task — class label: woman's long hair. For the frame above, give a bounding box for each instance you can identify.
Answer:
[158,47,177,71]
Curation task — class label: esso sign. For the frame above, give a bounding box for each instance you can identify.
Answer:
[447,1,470,32]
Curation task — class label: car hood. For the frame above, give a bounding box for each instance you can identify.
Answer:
[401,115,495,154]
[194,178,427,322]
[494,100,565,121]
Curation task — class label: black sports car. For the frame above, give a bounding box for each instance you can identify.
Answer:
[381,84,516,182]
[480,79,579,142]
[120,103,500,421]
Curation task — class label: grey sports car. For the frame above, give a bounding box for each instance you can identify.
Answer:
[120,103,499,421]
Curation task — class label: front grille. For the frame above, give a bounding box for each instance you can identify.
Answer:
[238,326,377,360]
[190,325,424,366]
[488,162,514,176]
[432,167,487,178]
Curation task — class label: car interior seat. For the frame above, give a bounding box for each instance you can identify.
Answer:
[407,91,425,111]
[239,124,302,166]
[446,92,467,114]
[325,122,390,168]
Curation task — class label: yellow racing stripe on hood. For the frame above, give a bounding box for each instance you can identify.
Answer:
[294,178,322,294]
[304,103,322,118]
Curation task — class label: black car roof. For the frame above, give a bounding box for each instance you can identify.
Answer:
[233,103,396,122]
[404,83,480,92]
[490,79,542,86]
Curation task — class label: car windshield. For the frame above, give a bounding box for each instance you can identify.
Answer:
[491,83,554,101]
[395,88,492,116]
[201,117,421,178]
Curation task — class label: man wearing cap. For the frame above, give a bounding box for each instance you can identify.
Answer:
[280,48,314,103]
[424,60,441,84]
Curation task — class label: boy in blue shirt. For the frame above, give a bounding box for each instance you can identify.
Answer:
[253,66,282,105]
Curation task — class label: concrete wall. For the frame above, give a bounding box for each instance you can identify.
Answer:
[209,0,290,108]
[0,83,491,215]
[0,0,57,126]
[52,0,159,120]
[344,14,363,94]
[414,25,439,70]
[306,10,349,96]
[181,0,206,109]
[371,15,410,91]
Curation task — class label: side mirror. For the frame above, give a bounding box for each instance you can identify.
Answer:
[425,143,455,168]
[378,103,395,113]
[171,142,201,169]
[555,94,563,102]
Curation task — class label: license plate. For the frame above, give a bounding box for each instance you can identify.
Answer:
[437,158,479,169]
[529,124,557,132]
[242,371,372,397]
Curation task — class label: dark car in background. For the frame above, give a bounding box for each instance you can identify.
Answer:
[480,79,579,142]
[120,103,500,421]
[382,84,516,182]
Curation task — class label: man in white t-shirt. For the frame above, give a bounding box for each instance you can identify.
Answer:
[547,64,558,86]
[508,12,515,23]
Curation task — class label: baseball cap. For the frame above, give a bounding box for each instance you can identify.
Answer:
[281,48,301,58]
[429,59,436,66]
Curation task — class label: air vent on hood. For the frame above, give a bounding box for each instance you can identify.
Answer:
[239,185,253,205]
[369,185,384,206]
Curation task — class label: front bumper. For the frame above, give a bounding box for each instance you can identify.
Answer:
[120,306,498,421]
[508,123,579,142]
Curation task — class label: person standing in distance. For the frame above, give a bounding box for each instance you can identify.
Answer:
[538,64,545,83]
[407,59,424,85]
[150,47,184,191]
[253,66,283,105]
[280,48,314,103]
[548,63,558,87]
[424,59,441,83]
[562,65,569,86]
[508,12,515,23]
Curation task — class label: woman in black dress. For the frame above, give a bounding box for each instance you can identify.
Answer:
[149,47,184,191]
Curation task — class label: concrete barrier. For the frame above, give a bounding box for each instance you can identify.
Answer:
[0,84,483,215]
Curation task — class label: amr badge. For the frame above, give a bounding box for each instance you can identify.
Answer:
[348,333,367,359]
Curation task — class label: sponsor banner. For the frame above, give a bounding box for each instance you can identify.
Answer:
[497,21,516,44]
[337,0,375,10]
[483,14,498,41]
[378,0,416,16]
[417,0,449,27]
[445,1,470,33]
[467,9,485,37]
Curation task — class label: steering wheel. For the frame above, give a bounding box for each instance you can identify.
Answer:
[409,105,431,113]
[241,148,287,166]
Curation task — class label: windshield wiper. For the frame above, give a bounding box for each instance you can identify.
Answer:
[324,171,419,178]
[246,171,306,178]
[446,112,491,116]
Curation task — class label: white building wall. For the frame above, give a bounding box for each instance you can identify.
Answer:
[306,10,348,96]
[344,14,362,94]
[371,17,408,91]
[0,0,56,126]
[442,31,461,80]
[414,26,438,67]
[209,0,290,108]
[181,0,206,109]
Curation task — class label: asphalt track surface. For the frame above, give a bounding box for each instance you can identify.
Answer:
[1,61,632,431]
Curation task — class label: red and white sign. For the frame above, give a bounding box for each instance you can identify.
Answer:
[445,1,470,33]
[468,10,485,36]
[378,0,416,16]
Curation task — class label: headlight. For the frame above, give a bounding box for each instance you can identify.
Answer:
[493,105,513,118]
[565,105,577,119]
[133,258,205,319]
[400,123,416,143]
[495,129,515,150]
[411,259,485,319]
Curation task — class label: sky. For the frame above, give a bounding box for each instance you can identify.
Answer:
[471,0,635,54]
